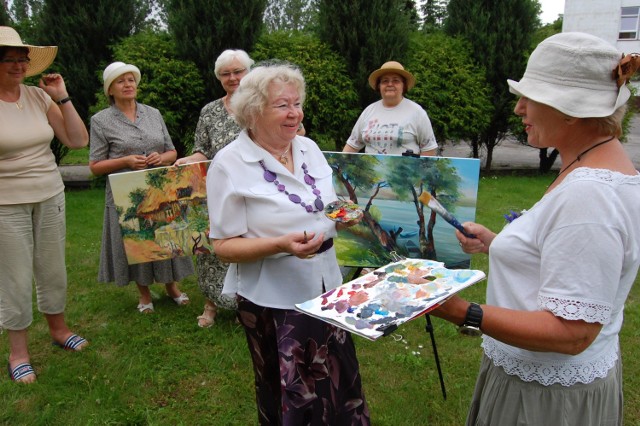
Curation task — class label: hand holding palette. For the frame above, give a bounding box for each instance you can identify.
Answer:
[295,258,485,340]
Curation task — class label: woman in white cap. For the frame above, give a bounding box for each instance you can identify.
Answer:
[343,61,438,156]
[0,26,89,383]
[174,49,253,328]
[432,32,640,425]
[89,62,194,314]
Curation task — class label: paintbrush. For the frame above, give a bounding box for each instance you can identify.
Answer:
[418,191,476,238]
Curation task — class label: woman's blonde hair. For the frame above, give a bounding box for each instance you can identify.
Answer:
[230,62,305,130]
[584,105,628,138]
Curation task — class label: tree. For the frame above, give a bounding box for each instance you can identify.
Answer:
[34,0,152,163]
[318,0,413,109]
[511,15,563,172]
[407,32,493,147]
[36,0,151,119]
[445,0,540,171]
[90,31,206,158]
[165,0,267,100]
[531,14,562,48]
[402,0,420,31]
[251,31,360,151]
[263,0,319,33]
[0,1,12,25]
[3,0,43,35]
[421,0,448,33]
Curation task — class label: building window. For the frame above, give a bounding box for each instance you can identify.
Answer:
[620,7,640,39]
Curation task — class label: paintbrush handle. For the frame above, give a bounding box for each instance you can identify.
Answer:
[447,216,476,239]
[423,193,476,238]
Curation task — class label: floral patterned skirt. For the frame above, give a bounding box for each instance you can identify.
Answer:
[236,296,370,425]
[195,253,236,310]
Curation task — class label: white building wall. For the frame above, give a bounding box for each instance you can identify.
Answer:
[563,0,640,52]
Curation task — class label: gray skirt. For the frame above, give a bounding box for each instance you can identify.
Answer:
[466,354,623,426]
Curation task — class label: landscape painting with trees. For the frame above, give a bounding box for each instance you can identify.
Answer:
[324,152,480,268]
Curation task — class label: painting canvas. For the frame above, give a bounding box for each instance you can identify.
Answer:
[108,161,212,265]
[323,152,481,269]
[295,258,486,341]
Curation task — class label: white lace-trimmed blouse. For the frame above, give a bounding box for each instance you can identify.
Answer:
[483,168,640,386]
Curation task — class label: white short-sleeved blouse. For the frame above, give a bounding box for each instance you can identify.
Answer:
[206,130,342,309]
[484,168,640,386]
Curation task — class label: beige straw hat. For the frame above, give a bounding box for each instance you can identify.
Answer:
[368,61,416,91]
[0,26,58,77]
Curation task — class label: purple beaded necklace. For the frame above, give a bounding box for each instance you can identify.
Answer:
[259,160,324,213]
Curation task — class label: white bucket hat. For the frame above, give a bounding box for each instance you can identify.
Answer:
[0,26,58,77]
[507,32,630,118]
[103,61,141,97]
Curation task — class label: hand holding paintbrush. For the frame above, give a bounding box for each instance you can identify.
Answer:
[418,191,476,238]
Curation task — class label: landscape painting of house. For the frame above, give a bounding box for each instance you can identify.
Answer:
[323,152,480,269]
[108,161,212,265]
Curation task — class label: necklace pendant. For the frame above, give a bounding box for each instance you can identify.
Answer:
[280,155,288,165]
[16,101,23,111]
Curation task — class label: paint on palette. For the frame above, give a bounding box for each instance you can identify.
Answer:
[296,258,485,340]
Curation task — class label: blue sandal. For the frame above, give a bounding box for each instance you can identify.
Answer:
[52,334,88,351]
[8,362,36,382]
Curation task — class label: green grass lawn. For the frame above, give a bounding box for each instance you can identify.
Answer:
[60,147,90,165]
[1,174,639,425]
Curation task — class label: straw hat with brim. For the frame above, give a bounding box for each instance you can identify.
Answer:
[368,61,416,91]
[0,26,57,77]
[103,61,142,98]
[507,32,630,118]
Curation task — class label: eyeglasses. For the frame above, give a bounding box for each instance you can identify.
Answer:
[219,68,247,79]
[0,57,30,64]
[380,77,403,85]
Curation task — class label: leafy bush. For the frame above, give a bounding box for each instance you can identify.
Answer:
[407,32,494,146]
[251,31,360,151]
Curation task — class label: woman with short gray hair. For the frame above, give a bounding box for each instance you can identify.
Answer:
[207,63,370,424]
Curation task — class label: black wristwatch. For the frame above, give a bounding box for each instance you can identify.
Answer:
[459,303,483,337]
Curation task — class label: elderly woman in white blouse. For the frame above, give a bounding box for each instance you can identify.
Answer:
[206,63,370,425]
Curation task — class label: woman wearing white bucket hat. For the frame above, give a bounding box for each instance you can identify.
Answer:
[432,32,640,425]
[0,26,89,383]
[343,60,438,156]
[89,61,194,314]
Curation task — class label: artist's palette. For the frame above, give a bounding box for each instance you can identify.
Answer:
[324,200,363,222]
[295,258,486,340]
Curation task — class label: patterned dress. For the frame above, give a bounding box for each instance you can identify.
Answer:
[193,98,239,310]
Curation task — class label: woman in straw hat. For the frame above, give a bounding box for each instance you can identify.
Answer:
[432,32,640,425]
[0,26,89,383]
[343,61,438,156]
[89,61,194,314]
